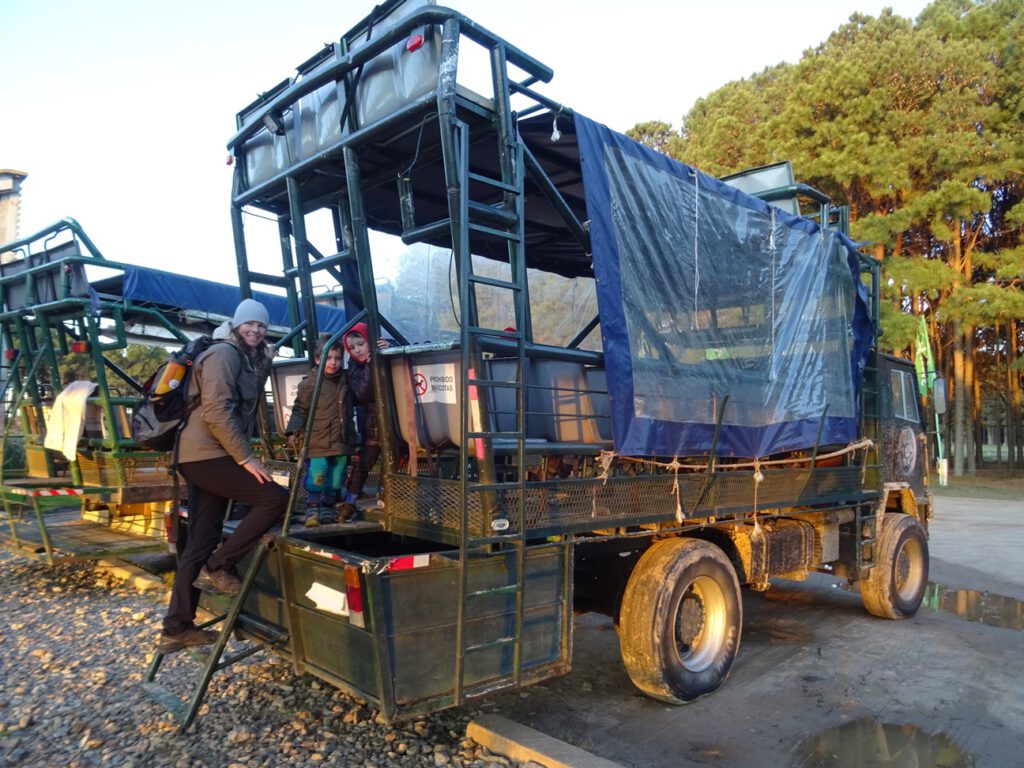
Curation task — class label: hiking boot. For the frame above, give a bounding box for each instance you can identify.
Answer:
[318,510,339,525]
[192,566,241,596]
[156,627,217,654]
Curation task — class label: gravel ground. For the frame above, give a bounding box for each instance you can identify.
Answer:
[0,551,534,768]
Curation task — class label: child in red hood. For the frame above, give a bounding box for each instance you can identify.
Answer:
[342,322,389,512]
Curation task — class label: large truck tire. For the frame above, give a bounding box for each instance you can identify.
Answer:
[860,512,929,619]
[619,537,742,704]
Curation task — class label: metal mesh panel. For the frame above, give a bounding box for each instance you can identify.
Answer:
[389,474,486,532]
[76,451,171,487]
[385,464,875,538]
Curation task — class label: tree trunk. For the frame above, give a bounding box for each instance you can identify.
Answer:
[996,412,1003,466]
[1010,320,1023,471]
[953,322,966,477]
[967,331,979,474]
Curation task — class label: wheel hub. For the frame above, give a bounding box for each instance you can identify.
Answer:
[673,576,729,672]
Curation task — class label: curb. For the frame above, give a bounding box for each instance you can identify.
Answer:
[97,558,168,593]
[467,714,625,768]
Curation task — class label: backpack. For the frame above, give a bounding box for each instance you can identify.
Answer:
[131,336,222,452]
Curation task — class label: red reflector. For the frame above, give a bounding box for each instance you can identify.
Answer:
[344,564,364,625]
[389,554,430,571]
[226,154,234,166]
[406,33,424,52]
[4,348,16,360]
[70,341,88,354]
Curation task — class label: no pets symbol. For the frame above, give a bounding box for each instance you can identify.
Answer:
[413,372,428,396]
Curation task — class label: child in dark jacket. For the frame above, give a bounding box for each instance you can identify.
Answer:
[341,322,389,509]
[285,335,356,525]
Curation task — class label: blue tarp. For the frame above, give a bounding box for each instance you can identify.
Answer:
[573,114,873,458]
[101,265,347,335]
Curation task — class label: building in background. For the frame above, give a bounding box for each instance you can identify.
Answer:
[0,170,28,258]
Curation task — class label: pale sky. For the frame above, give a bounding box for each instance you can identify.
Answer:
[2,0,930,285]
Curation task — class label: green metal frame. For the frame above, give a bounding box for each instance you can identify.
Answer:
[0,221,198,563]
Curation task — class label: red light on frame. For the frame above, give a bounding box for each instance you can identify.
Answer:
[4,348,17,361]
[344,564,365,628]
[406,33,424,52]
[70,341,88,354]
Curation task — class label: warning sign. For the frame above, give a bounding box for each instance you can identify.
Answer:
[413,363,457,404]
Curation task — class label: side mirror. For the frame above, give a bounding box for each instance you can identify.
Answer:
[933,377,947,415]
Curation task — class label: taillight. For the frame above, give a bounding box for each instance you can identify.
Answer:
[344,565,365,628]
[164,507,179,554]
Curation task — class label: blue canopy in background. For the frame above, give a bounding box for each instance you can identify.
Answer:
[572,114,873,459]
[95,265,347,336]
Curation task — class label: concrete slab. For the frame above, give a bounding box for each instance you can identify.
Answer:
[97,558,168,592]
[468,714,625,768]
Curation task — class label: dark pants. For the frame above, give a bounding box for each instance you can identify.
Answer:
[347,445,380,497]
[162,456,288,635]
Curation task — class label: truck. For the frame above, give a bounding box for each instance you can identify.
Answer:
[140,0,936,728]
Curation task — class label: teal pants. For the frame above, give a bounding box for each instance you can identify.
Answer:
[304,455,349,506]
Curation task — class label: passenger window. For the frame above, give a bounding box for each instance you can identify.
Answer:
[889,369,920,423]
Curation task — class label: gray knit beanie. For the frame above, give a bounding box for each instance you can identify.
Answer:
[232,298,269,327]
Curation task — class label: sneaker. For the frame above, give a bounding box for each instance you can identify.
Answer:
[156,627,218,654]
[318,511,339,525]
[192,566,242,596]
[336,502,359,522]
[304,514,320,528]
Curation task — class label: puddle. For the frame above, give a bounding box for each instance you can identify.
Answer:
[797,719,973,767]
[923,583,1024,631]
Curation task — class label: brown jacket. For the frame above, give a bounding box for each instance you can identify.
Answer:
[284,369,355,457]
[177,340,266,464]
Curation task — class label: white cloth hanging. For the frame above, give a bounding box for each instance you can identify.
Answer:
[43,381,98,461]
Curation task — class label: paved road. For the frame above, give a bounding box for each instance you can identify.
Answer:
[483,494,1024,767]
[928,492,1024,600]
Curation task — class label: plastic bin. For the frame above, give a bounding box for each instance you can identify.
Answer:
[389,345,461,449]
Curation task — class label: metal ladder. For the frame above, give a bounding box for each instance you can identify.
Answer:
[853,259,882,572]
[431,30,532,705]
[141,536,287,731]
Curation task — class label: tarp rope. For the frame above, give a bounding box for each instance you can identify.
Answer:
[598,438,875,474]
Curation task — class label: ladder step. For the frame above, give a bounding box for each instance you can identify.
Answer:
[467,274,521,291]
[216,644,265,671]
[140,682,188,723]
[467,172,518,193]
[235,614,290,645]
[467,325,522,338]
[468,222,523,242]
